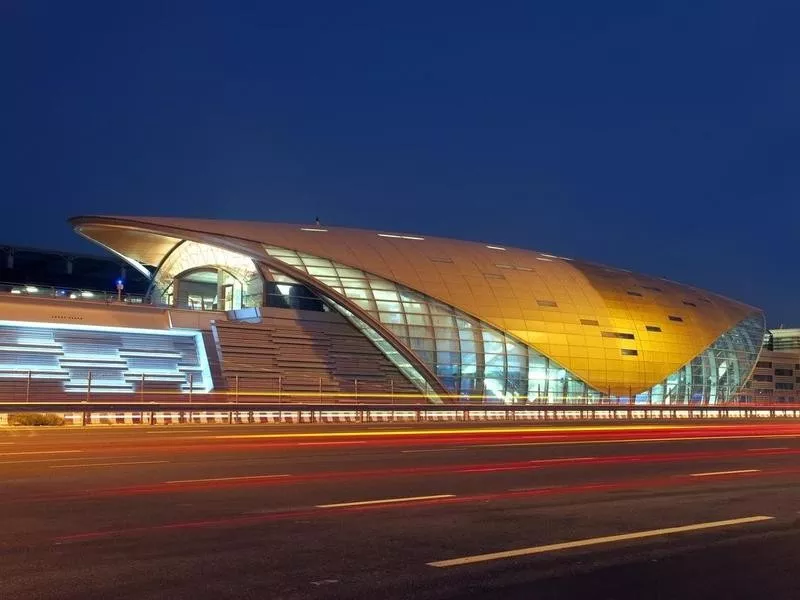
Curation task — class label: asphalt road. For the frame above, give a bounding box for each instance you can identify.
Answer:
[2,421,800,599]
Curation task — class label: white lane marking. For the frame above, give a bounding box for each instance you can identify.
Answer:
[0,456,136,466]
[427,515,775,567]
[317,494,455,508]
[166,474,291,484]
[458,466,533,473]
[50,460,169,469]
[402,448,467,454]
[747,447,790,452]
[0,450,83,456]
[689,469,761,477]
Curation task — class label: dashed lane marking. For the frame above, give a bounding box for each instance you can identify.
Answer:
[317,494,455,508]
[428,516,775,567]
[166,474,291,484]
[688,469,760,477]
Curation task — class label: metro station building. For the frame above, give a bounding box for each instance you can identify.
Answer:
[0,216,767,404]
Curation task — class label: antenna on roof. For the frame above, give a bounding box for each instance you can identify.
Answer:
[315,216,321,226]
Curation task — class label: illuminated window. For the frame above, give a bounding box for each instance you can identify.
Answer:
[645,325,662,332]
[154,241,263,311]
[668,315,684,322]
[580,319,599,326]
[536,299,558,308]
[621,349,638,356]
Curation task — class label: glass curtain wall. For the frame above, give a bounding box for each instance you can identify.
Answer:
[265,245,598,403]
[153,241,263,310]
[265,245,764,405]
[646,312,764,405]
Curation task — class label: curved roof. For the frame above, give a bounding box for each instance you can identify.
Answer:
[71,215,762,395]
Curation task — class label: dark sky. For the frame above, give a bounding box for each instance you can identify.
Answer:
[3,1,799,326]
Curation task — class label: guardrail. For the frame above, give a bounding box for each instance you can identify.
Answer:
[3,402,800,425]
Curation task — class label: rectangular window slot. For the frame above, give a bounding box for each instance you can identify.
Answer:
[645,325,662,332]
[626,291,643,297]
[516,266,535,272]
[484,273,505,280]
[682,301,697,307]
[753,374,773,382]
[429,257,453,264]
[602,331,635,340]
[775,369,794,377]
[580,319,600,326]
[536,257,553,262]
[495,263,514,269]
[486,245,506,251]
[756,361,773,368]
[641,285,663,292]
[299,227,328,232]
[536,299,558,308]
[621,349,639,356]
[668,315,684,322]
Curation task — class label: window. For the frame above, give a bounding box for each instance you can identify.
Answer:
[580,319,599,326]
[602,331,635,340]
[641,285,663,292]
[626,291,643,297]
[775,368,794,377]
[668,315,683,322]
[645,325,662,332]
[537,299,558,308]
[484,273,505,280]
[429,257,453,264]
[753,374,773,382]
[682,301,697,307]
[776,382,794,390]
[756,361,772,369]
[621,349,638,356]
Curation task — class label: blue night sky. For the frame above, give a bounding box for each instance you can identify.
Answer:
[2,1,799,326]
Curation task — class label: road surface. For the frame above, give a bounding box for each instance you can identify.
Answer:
[2,421,800,599]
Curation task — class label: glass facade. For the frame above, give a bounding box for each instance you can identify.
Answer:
[644,312,764,405]
[265,245,601,403]
[265,245,764,405]
[153,241,263,310]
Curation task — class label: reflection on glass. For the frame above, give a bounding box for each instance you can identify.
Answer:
[154,241,263,310]
[264,245,764,405]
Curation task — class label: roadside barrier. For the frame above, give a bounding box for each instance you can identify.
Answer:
[4,402,800,426]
